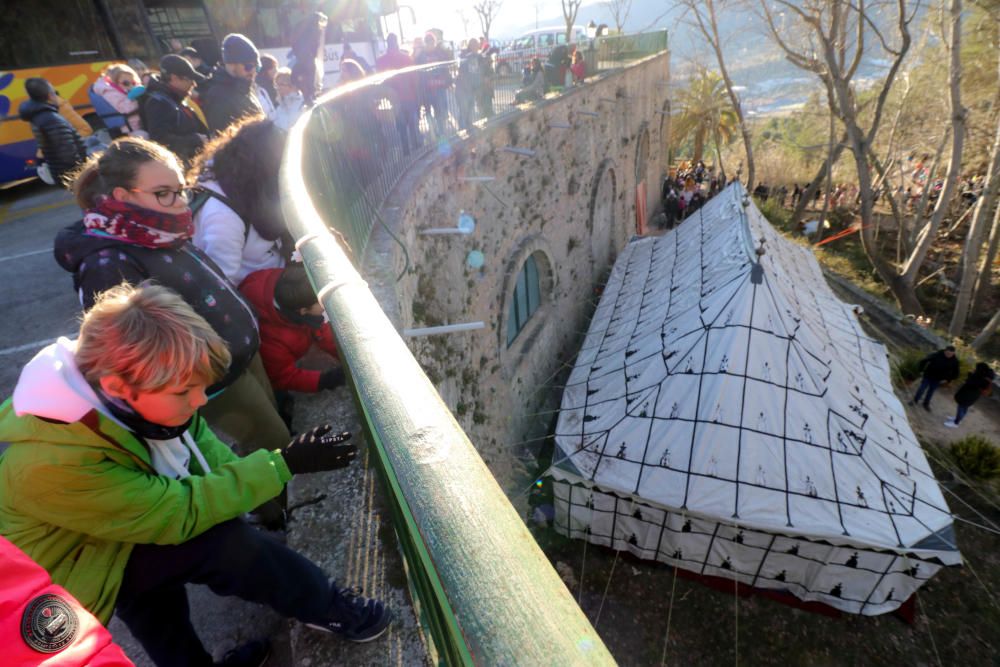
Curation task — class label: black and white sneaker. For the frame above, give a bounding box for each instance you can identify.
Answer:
[306,585,392,643]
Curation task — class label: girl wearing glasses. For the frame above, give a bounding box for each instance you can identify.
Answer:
[92,64,146,137]
[54,138,292,527]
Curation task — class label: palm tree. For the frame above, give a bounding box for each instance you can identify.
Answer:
[672,68,738,171]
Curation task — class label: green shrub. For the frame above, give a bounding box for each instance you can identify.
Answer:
[950,436,1000,480]
[891,348,926,387]
[756,198,792,232]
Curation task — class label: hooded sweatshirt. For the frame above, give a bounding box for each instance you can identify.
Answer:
[0,339,292,624]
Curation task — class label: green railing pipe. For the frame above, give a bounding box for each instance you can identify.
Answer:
[280,85,616,665]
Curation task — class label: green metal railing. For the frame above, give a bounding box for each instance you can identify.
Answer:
[280,72,616,664]
[596,30,670,67]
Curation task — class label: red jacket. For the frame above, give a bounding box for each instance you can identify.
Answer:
[0,536,133,666]
[239,269,338,393]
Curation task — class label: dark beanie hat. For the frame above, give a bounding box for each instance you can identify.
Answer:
[222,33,260,67]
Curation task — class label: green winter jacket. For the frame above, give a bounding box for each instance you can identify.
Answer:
[0,399,292,624]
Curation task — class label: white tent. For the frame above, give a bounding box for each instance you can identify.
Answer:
[550,183,961,615]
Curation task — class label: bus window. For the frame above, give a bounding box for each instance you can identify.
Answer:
[556,33,567,45]
[102,0,159,63]
[0,0,116,69]
[144,1,215,54]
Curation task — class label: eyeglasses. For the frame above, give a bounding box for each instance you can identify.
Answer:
[120,79,136,88]
[130,187,191,207]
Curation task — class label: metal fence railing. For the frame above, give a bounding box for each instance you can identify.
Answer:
[301,31,669,261]
[281,35,668,662]
[282,70,618,666]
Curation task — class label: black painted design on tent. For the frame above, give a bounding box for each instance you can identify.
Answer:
[550,183,961,616]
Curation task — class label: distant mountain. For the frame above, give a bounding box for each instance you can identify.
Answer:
[494,1,906,114]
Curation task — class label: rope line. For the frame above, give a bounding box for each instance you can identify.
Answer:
[594,545,621,629]
[916,593,943,667]
[660,564,680,667]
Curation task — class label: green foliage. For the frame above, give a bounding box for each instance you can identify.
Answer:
[891,348,927,387]
[950,435,1000,480]
[756,197,792,231]
[672,67,739,164]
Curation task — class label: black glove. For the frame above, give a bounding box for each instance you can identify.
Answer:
[281,425,356,475]
[318,367,345,391]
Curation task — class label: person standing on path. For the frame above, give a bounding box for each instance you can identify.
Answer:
[944,362,995,427]
[910,345,960,411]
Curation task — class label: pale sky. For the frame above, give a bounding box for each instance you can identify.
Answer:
[387,0,599,44]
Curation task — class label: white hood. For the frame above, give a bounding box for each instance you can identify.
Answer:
[13,337,110,423]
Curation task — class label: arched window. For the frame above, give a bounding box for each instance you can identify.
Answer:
[506,254,542,347]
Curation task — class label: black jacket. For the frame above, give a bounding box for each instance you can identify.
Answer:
[918,350,960,383]
[954,366,995,406]
[199,67,264,134]
[54,221,259,394]
[18,99,86,182]
[139,76,208,162]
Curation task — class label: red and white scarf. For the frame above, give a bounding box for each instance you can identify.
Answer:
[83,196,194,249]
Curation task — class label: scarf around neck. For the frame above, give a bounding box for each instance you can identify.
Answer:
[97,388,193,440]
[84,196,194,249]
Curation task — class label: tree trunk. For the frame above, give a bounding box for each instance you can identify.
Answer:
[791,133,848,229]
[899,0,965,289]
[906,129,950,253]
[691,0,756,189]
[693,128,705,164]
[949,107,1000,336]
[971,201,1000,313]
[971,306,1000,352]
[713,127,727,182]
[814,109,837,245]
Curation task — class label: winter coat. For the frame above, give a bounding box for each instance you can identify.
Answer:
[92,77,142,133]
[918,350,960,383]
[53,222,260,394]
[18,99,87,183]
[192,179,286,285]
[256,84,276,118]
[1,534,132,665]
[57,97,93,137]
[199,67,265,133]
[139,76,208,162]
[376,49,418,105]
[272,91,306,131]
[239,268,338,393]
[0,338,292,624]
[954,368,995,406]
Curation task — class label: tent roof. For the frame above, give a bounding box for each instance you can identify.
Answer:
[552,184,959,561]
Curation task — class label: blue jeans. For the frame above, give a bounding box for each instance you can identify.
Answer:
[954,404,969,424]
[913,377,940,406]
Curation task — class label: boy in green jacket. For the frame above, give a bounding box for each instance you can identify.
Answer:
[0,283,391,666]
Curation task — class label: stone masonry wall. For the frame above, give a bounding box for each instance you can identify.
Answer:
[367,53,671,494]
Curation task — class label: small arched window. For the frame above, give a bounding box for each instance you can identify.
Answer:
[507,254,542,347]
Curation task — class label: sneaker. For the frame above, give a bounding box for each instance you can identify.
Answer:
[306,586,392,643]
[943,419,958,428]
[923,403,931,412]
[907,400,915,406]
[217,639,270,667]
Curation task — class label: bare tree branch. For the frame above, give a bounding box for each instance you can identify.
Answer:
[473,0,504,42]
[603,0,632,34]
[560,0,584,42]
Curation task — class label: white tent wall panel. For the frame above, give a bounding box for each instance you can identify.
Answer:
[550,184,960,615]
[553,482,945,615]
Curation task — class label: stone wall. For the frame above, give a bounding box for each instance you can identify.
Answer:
[367,53,671,493]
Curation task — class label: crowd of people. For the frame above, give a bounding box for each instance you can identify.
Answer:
[659,160,726,228]
[5,25,399,667]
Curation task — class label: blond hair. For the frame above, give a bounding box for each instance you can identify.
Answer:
[274,67,293,87]
[76,282,231,392]
[101,63,140,86]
